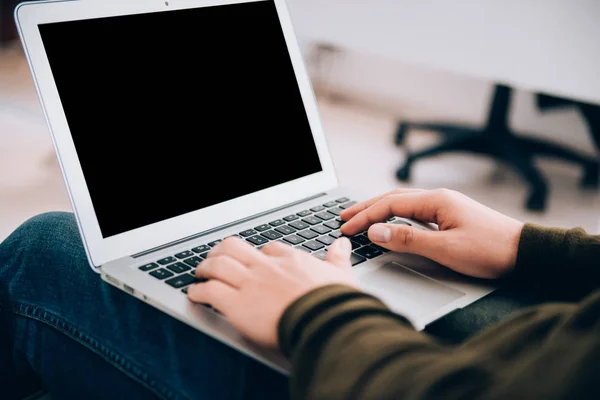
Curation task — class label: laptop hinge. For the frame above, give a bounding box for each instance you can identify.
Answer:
[132,192,329,258]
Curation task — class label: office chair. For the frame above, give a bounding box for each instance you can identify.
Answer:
[394,84,600,211]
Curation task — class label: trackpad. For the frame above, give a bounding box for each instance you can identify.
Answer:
[359,262,465,320]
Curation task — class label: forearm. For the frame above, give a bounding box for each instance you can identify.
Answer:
[279,285,597,400]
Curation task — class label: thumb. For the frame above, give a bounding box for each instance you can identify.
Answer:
[326,237,353,270]
[367,223,441,258]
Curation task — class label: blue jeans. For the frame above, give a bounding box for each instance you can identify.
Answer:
[0,213,549,399]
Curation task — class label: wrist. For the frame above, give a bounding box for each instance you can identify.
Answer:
[506,220,526,273]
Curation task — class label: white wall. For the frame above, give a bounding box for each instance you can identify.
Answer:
[303,47,597,159]
[286,0,600,106]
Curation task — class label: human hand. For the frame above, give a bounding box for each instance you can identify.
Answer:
[341,188,524,279]
[187,237,357,349]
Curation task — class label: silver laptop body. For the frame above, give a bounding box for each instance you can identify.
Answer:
[15,0,495,374]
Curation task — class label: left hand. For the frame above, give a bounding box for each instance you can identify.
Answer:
[187,236,357,349]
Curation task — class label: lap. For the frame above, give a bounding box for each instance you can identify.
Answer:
[0,212,288,400]
[0,212,549,398]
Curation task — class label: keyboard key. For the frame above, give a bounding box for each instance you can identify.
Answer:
[192,245,211,254]
[269,219,286,227]
[157,256,177,265]
[352,235,371,246]
[167,262,192,274]
[295,246,311,253]
[283,235,305,245]
[303,240,325,251]
[296,210,312,217]
[275,225,296,235]
[371,244,390,253]
[329,230,343,239]
[327,207,344,216]
[247,235,269,246]
[336,197,350,203]
[278,240,292,246]
[175,250,194,259]
[315,211,335,221]
[240,229,258,237]
[150,269,175,280]
[165,274,196,289]
[192,274,208,283]
[339,201,357,210]
[261,230,283,240]
[324,220,343,230]
[350,240,360,250]
[283,214,299,222]
[310,205,326,212]
[254,224,271,232]
[298,230,318,240]
[302,216,322,225]
[139,262,159,272]
[208,240,222,247]
[311,225,332,235]
[323,201,338,208]
[316,235,335,246]
[183,256,203,268]
[182,287,189,295]
[199,252,209,259]
[351,253,367,266]
[355,245,383,259]
[312,249,328,260]
[289,221,310,231]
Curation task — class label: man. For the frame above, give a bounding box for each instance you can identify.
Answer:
[1,188,599,399]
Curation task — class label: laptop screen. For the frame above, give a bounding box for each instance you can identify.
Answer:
[38,0,322,239]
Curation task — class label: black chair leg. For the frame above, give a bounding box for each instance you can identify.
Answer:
[517,135,599,188]
[492,136,549,211]
[396,134,485,181]
[395,121,481,145]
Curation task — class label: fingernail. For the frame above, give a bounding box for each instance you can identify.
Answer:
[369,224,391,243]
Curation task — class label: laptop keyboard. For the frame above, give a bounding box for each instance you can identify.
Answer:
[137,197,406,297]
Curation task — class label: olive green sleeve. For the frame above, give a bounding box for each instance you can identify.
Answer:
[278,226,600,400]
[278,284,600,400]
[512,223,600,300]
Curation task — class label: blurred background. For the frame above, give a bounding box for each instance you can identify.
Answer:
[1,0,599,242]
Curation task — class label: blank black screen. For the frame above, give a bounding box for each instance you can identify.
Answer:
[38,0,322,238]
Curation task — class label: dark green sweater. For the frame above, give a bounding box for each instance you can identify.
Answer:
[278,224,600,399]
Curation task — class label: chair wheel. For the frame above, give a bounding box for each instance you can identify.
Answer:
[580,163,599,188]
[396,165,411,182]
[526,189,547,212]
[395,123,409,146]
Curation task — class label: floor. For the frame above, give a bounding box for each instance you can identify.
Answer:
[0,44,598,242]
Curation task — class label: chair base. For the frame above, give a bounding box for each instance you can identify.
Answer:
[394,85,599,212]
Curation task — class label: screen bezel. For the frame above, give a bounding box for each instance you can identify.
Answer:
[16,0,338,267]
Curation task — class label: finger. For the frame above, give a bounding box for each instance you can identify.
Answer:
[367,222,445,259]
[341,192,439,235]
[325,237,353,270]
[340,188,425,221]
[196,255,251,289]
[261,241,294,257]
[207,237,268,267]
[187,280,237,312]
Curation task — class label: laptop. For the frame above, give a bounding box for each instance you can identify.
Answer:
[15,0,495,374]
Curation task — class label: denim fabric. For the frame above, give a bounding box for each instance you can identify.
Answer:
[0,213,289,400]
[0,212,549,399]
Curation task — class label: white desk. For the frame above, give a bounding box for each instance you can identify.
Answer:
[286,0,600,106]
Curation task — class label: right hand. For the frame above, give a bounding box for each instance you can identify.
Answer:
[340,188,524,279]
